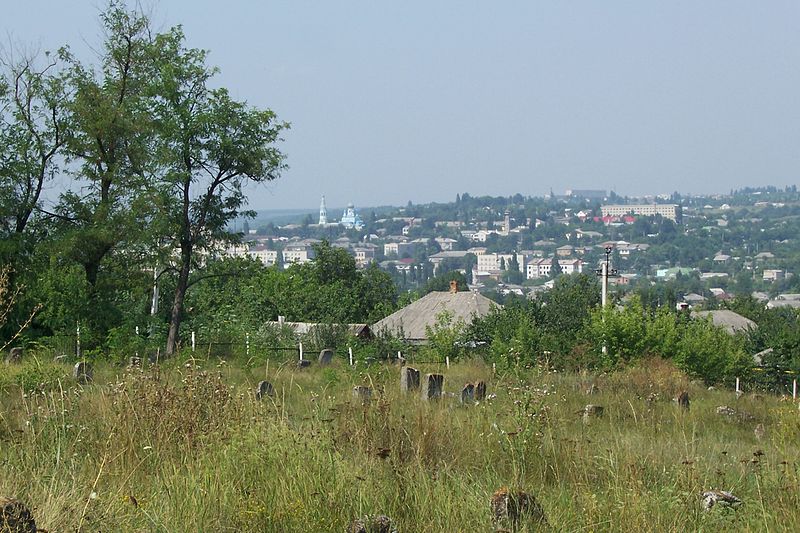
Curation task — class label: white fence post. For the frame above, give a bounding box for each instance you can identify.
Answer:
[793,379,797,400]
[76,322,81,359]
[299,342,304,361]
[246,333,250,358]
[735,377,740,394]
[191,331,196,352]
[446,356,450,369]
[348,346,354,366]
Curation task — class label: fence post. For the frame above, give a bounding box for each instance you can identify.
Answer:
[299,342,304,361]
[735,377,740,394]
[191,331,196,352]
[793,379,797,400]
[446,356,450,369]
[76,322,81,359]
[348,346,353,366]
[246,333,250,358]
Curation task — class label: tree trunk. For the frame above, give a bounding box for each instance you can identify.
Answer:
[165,243,192,356]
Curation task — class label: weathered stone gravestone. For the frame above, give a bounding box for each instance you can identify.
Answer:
[318,348,334,366]
[754,423,766,441]
[5,347,23,365]
[348,514,397,533]
[474,380,487,401]
[421,373,444,400]
[400,366,420,393]
[255,380,274,400]
[297,359,311,369]
[582,404,604,423]
[353,386,373,403]
[73,361,93,384]
[676,391,690,410]
[461,383,475,404]
[0,497,36,533]
[128,356,142,368]
[490,487,547,531]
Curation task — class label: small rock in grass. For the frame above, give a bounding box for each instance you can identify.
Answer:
[490,487,547,530]
[701,490,742,511]
[0,497,36,533]
[348,514,397,533]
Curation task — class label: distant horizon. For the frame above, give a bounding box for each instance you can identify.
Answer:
[5,1,799,212]
[247,184,794,215]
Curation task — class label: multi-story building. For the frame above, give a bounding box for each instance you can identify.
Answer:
[383,241,416,257]
[283,244,315,265]
[600,204,681,222]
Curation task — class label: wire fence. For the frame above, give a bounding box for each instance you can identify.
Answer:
[21,328,800,398]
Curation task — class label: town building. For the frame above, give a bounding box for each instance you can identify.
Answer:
[600,204,682,222]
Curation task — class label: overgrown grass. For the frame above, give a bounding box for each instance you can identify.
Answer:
[1,355,799,531]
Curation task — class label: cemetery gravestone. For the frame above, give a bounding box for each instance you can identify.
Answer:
[421,373,444,400]
[297,359,312,369]
[461,383,475,404]
[400,366,420,393]
[5,347,22,365]
[73,362,93,384]
[255,380,274,400]
[474,380,487,401]
[318,348,334,365]
[353,386,373,402]
[677,391,690,410]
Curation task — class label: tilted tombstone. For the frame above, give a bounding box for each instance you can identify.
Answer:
[421,373,444,400]
[474,380,487,401]
[461,383,475,404]
[255,380,274,400]
[297,359,312,369]
[400,366,420,393]
[5,347,23,365]
[128,356,142,368]
[352,386,373,402]
[318,348,334,366]
[73,361,93,384]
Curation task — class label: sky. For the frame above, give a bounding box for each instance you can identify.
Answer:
[4,1,800,211]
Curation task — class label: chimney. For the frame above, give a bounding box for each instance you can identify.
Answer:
[449,280,458,293]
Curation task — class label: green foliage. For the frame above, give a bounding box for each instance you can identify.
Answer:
[422,310,467,362]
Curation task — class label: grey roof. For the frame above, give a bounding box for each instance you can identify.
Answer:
[372,291,500,342]
[691,310,757,335]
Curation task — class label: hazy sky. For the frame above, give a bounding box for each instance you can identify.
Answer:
[4,1,800,210]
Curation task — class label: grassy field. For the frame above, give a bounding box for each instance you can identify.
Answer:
[1,355,799,532]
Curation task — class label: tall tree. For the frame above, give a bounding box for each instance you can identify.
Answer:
[148,27,287,355]
[0,52,69,259]
[57,3,155,287]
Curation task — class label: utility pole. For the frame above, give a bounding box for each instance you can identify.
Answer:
[595,246,619,354]
[595,246,619,308]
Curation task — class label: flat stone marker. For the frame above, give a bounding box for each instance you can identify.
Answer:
[421,373,444,400]
[461,383,475,404]
[676,391,690,410]
[400,366,420,393]
[353,386,373,402]
[5,347,23,365]
[255,380,274,400]
[73,361,93,384]
[474,380,487,401]
[318,348,334,365]
[297,359,311,369]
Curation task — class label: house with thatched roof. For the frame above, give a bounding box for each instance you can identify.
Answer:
[372,281,499,343]
[691,310,756,335]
